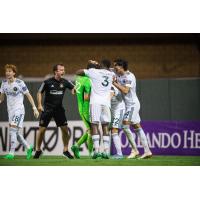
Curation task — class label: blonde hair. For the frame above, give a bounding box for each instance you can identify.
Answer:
[4,64,17,75]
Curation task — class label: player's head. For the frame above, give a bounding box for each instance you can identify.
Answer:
[4,64,17,79]
[53,63,65,78]
[100,59,111,70]
[113,59,128,75]
[87,63,98,69]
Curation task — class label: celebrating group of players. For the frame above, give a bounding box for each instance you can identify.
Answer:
[0,59,152,160]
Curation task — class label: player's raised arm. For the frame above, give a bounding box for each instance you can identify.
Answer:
[76,69,86,76]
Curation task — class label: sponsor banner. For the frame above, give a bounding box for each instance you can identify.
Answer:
[1,121,200,156]
[0,121,90,156]
[111,121,200,156]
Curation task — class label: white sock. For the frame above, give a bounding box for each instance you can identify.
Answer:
[135,128,150,153]
[17,129,30,149]
[103,135,110,154]
[123,125,138,152]
[112,133,122,156]
[9,127,18,155]
[92,135,100,153]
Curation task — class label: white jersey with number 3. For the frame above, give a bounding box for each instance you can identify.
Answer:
[84,68,114,107]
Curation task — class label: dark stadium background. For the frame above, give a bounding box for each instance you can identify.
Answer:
[0,33,199,121]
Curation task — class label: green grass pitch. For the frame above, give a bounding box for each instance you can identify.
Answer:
[0,155,200,166]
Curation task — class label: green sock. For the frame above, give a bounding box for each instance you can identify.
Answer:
[77,132,88,147]
[87,134,93,155]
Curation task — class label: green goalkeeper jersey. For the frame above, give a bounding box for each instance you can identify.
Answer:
[75,76,91,117]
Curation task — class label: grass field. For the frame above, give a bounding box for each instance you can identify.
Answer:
[0,155,200,166]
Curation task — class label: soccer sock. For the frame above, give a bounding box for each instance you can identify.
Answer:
[92,134,100,153]
[9,127,18,155]
[87,133,93,155]
[112,132,122,156]
[135,128,150,153]
[17,128,30,149]
[103,135,110,154]
[123,125,138,152]
[77,132,88,147]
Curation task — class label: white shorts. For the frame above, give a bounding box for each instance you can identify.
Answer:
[123,101,141,124]
[90,104,111,124]
[8,109,25,128]
[111,108,124,129]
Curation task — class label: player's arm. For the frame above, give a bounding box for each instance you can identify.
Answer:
[0,93,5,104]
[25,92,39,118]
[76,69,86,76]
[113,81,130,94]
[37,82,46,113]
[0,82,5,104]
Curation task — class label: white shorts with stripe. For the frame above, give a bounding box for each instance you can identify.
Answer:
[90,104,111,124]
[111,108,125,129]
[8,108,25,128]
[123,100,141,124]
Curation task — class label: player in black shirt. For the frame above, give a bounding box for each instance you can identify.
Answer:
[34,64,74,159]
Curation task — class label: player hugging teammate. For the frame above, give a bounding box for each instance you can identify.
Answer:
[76,59,152,159]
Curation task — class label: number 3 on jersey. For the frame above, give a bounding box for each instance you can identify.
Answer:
[102,76,109,87]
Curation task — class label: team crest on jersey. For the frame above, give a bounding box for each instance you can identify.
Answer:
[60,83,64,88]
[13,87,18,92]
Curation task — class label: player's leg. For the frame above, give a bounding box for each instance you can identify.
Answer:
[133,123,152,159]
[60,126,74,159]
[111,109,123,159]
[90,104,101,159]
[101,105,111,159]
[4,125,18,160]
[122,108,139,158]
[54,106,74,159]
[34,110,51,159]
[131,101,152,159]
[13,112,33,159]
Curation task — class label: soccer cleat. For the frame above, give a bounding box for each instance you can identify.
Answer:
[26,145,33,160]
[92,152,102,159]
[138,152,153,159]
[4,154,14,160]
[101,152,109,159]
[33,150,43,159]
[63,151,74,159]
[111,154,123,160]
[71,145,80,159]
[127,150,140,159]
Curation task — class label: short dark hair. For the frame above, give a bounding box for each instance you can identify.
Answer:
[114,59,128,71]
[87,63,98,69]
[100,59,111,69]
[53,63,64,74]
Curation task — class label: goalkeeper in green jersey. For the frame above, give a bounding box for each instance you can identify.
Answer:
[71,62,98,158]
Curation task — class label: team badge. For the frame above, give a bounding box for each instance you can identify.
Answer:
[13,87,18,92]
[60,83,64,88]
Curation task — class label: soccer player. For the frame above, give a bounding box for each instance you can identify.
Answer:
[71,61,98,158]
[33,63,74,159]
[0,64,39,160]
[110,84,125,159]
[76,59,114,159]
[113,59,152,159]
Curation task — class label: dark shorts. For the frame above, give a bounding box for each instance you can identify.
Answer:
[39,106,68,127]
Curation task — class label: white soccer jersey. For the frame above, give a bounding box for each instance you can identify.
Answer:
[84,68,114,107]
[0,79,29,113]
[117,71,139,108]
